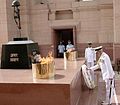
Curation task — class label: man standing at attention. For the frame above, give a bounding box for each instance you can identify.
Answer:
[85,43,96,80]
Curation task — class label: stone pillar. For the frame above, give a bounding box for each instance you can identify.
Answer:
[72,8,80,20]
[72,2,80,20]
[113,0,120,62]
[49,10,56,21]
[48,3,56,21]
[98,4,113,43]
[0,0,9,59]
[73,26,77,46]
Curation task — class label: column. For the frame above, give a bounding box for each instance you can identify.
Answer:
[0,0,8,59]
[113,0,120,61]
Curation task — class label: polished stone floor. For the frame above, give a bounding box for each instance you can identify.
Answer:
[78,71,120,105]
[55,58,120,105]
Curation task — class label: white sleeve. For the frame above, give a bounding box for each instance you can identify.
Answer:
[66,45,68,50]
[90,64,100,71]
[85,48,87,59]
[93,50,96,61]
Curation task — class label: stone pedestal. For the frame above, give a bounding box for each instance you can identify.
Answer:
[1,41,39,69]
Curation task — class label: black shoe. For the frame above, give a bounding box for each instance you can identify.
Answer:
[101,102,110,105]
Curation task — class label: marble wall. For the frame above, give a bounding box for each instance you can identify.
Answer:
[113,0,120,63]
[0,0,8,59]
[0,0,118,62]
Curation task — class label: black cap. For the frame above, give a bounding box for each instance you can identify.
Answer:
[88,43,92,45]
[94,46,103,51]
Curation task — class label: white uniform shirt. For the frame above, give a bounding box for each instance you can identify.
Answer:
[90,52,115,80]
[85,47,96,62]
[58,44,65,53]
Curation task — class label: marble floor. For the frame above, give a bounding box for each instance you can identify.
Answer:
[55,58,120,105]
[78,71,120,105]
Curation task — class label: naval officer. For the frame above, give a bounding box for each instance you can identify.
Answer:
[85,43,96,67]
[85,43,96,81]
[89,46,115,105]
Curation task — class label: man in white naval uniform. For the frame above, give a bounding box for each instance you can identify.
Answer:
[85,43,96,81]
[89,46,115,105]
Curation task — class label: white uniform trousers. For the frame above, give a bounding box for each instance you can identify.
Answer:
[105,79,115,104]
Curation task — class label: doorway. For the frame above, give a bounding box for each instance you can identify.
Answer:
[54,29,73,58]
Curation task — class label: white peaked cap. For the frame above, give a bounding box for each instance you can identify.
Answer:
[94,46,103,51]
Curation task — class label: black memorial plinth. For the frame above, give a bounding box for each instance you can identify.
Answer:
[1,41,39,69]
